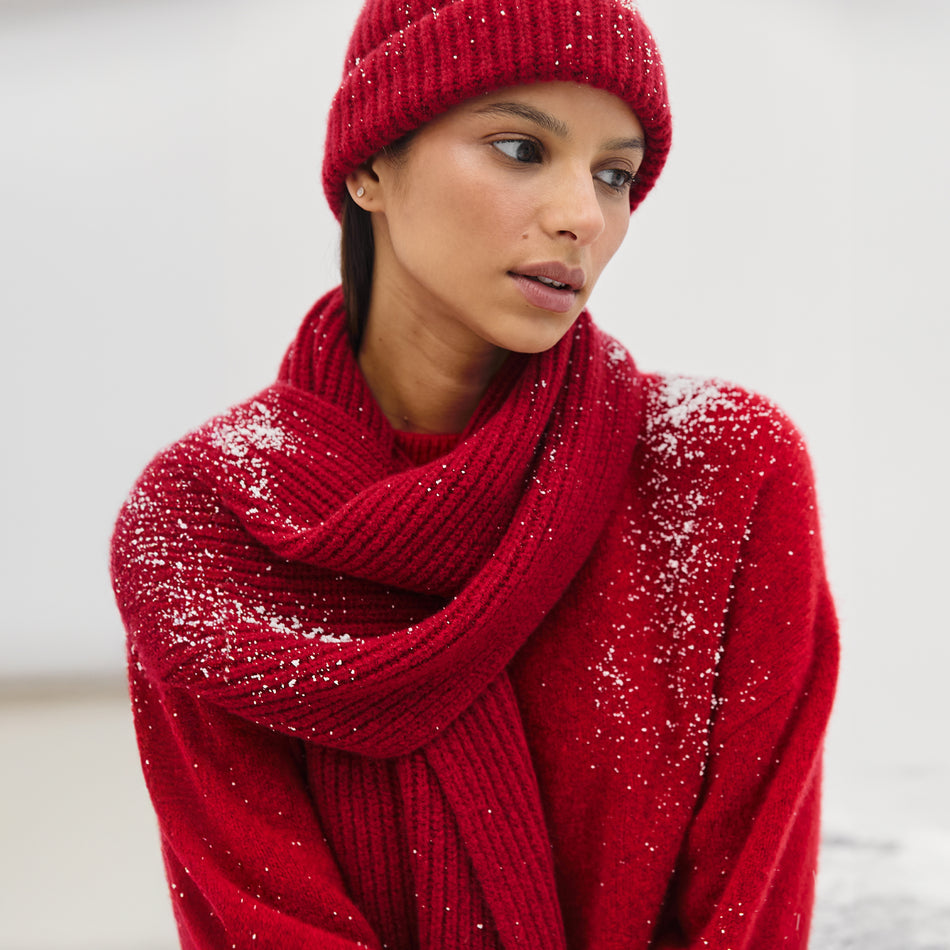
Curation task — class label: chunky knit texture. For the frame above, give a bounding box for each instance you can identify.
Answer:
[322,0,672,218]
[112,292,838,949]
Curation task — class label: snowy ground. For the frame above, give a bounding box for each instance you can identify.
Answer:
[813,829,950,949]
[1,683,948,949]
[814,755,950,950]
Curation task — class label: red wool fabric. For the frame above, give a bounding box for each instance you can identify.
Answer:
[112,290,838,949]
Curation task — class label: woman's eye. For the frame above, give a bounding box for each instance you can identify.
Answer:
[595,168,635,192]
[493,139,542,163]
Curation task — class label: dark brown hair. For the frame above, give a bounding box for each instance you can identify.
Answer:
[340,192,374,352]
[339,135,415,352]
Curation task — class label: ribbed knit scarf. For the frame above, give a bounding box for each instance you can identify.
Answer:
[114,289,644,949]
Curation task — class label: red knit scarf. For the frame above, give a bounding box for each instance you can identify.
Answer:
[114,289,644,948]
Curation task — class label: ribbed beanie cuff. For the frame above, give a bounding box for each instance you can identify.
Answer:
[322,0,672,219]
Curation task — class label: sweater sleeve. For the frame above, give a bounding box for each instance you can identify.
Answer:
[111,445,427,751]
[128,657,382,949]
[653,411,839,949]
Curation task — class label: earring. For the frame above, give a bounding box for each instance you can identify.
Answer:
[356,186,365,198]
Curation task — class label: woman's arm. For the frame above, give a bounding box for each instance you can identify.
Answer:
[111,447,395,749]
[129,659,381,949]
[653,403,839,949]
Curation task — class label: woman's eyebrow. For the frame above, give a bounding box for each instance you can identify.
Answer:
[473,102,645,151]
[474,102,571,138]
[602,136,645,152]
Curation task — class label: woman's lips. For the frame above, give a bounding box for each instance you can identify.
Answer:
[511,273,578,313]
[514,262,586,291]
[510,262,586,314]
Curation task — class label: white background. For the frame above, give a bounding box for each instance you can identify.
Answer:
[1,0,948,943]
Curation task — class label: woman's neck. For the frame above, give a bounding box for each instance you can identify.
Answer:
[357,304,508,435]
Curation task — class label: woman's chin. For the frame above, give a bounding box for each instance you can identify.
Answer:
[487,311,582,355]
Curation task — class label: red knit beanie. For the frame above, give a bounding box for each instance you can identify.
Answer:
[322,0,672,219]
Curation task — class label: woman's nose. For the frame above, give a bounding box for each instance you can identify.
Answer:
[542,167,606,245]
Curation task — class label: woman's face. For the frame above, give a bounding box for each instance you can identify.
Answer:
[353,81,646,355]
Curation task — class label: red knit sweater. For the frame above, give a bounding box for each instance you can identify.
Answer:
[112,296,838,950]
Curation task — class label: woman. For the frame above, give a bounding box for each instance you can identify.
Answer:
[111,1,838,947]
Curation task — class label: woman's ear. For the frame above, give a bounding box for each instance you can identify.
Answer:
[346,160,383,210]
[345,172,372,209]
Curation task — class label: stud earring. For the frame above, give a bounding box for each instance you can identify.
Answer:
[356,186,365,198]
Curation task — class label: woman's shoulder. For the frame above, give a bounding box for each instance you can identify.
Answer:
[622,373,826,587]
[637,371,809,466]
[113,386,311,538]
[629,371,819,520]
[127,383,331,490]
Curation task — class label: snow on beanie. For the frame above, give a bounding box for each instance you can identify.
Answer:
[322,0,672,218]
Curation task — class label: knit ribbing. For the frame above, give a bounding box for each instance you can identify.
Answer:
[392,430,460,465]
